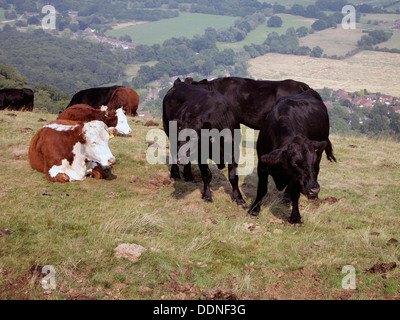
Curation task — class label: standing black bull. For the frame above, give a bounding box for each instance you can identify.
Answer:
[248,89,336,225]
[184,77,310,130]
[0,88,34,111]
[67,86,121,109]
[163,79,246,208]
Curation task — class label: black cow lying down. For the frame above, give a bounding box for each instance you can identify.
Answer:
[163,78,246,208]
[248,89,336,224]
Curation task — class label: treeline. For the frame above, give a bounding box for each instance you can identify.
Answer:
[130,28,242,88]
[216,12,266,43]
[243,28,324,59]
[0,25,125,95]
[329,102,400,141]
[0,63,71,113]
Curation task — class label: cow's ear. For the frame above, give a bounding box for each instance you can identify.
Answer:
[260,149,284,167]
[312,141,327,153]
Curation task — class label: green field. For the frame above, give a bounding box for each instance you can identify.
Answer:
[106,13,237,45]
[217,14,315,51]
[0,110,399,300]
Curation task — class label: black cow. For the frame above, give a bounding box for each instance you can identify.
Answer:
[184,77,310,130]
[67,86,121,109]
[0,88,34,111]
[163,79,246,208]
[248,89,336,224]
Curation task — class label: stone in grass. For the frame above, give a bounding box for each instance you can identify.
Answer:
[114,243,146,263]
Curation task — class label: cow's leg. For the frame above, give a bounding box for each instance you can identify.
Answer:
[228,163,246,209]
[248,162,269,216]
[199,164,213,202]
[170,164,181,180]
[282,187,291,204]
[92,165,107,180]
[287,183,302,225]
[183,163,194,182]
[46,172,70,183]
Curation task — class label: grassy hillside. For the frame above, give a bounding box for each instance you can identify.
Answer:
[0,110,399,300]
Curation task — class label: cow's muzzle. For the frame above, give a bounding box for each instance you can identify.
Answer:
[108,157,116,166]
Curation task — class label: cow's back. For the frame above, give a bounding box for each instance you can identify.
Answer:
[67,86,121,108]
[188,77,310,129]
[107,87,139,116]
[29,120,83,174]
[275,89,330,141]
[163,82,237,134]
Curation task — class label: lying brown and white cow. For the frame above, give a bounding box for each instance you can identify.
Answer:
[29,120,116,182]
[58,104,132,136]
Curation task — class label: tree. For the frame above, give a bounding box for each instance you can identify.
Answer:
[119,35,132,43]
[311,46,323,57]
[0,63,29,89]
[267,16,283,28]
[296,26,309,38]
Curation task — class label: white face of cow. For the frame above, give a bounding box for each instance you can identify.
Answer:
[115,108,132,135]
[81,121,116,167]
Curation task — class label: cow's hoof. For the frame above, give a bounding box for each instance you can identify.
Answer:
[184,175,194,182]
[247,210,259,217]
[236,199,247,210]
[308,194,319,200]
[289,219,302,225]
[170,175,181,181]
[202,195,213,203]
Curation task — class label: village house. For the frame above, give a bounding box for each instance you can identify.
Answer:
[82,28,136,49]
[379,94,393,105]
[364,94,377,102]
[335,89,352,103]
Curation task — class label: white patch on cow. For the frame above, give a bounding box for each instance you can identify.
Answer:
[81,120,116,167]
[100,105,108,112]
[44,123,79,132]
[115,108,132,135]
[48,142,88,181]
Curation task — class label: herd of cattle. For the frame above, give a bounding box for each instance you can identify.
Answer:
[3,77,336,224]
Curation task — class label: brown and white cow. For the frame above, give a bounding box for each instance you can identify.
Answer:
[29,120,116,182]
[107,87,139,117]
[59,104,133,136]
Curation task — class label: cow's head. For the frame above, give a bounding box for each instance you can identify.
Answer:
[260,136,327,197]
[80,120,116,167]
[104,109,118,129]
[115,108,132,136]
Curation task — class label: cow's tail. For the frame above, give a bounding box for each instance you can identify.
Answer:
[325,139,336,162]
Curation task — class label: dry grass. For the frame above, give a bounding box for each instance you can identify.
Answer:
[299,27,364,57]
[248,51,400,96]
[0,110,399,300]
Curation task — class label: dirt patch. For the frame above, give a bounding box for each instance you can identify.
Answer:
[160,270,200,300]
[365,262,397,274]
[311,197,339,206]
[200,287,238,300]
[0,229,13,237]
[0,266,46,300]
[144,120,160,127]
